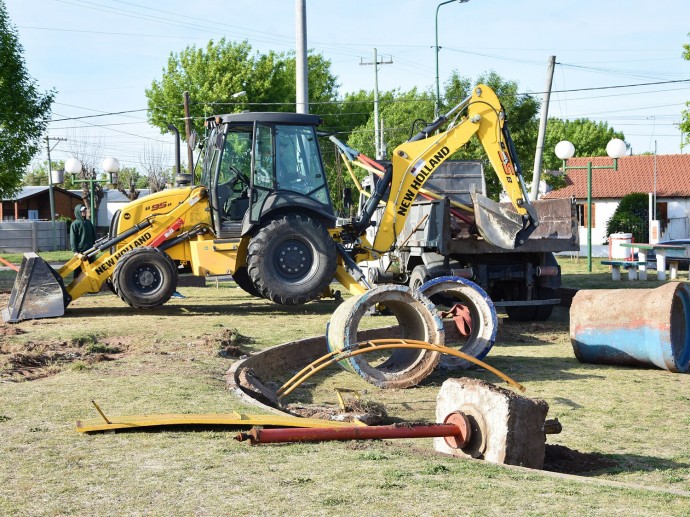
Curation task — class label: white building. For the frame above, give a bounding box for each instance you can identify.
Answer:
[542,154,690,256]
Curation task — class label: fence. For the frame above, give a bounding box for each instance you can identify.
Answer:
[0,221,68,252]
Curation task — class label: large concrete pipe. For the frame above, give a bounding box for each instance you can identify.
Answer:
[327,285,444,388]
[570,282,690,373]
[417,276,497,369]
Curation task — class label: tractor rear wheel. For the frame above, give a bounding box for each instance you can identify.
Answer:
[247,215,337,305]
[112,247,178,309]
[232,267,262,298]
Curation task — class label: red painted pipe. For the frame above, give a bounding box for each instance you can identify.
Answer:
[235,418,470,447]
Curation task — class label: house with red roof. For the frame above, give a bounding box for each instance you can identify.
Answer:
[542,154,690,255]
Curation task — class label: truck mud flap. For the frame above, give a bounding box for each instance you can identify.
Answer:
[472,193,532,249]
[2,253,69,323]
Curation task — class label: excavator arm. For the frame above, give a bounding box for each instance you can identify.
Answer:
[372,84,538,253]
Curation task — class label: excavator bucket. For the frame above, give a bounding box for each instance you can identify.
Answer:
[472,193,535,250]
[2,253,69,323]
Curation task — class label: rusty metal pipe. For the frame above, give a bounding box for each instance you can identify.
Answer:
[235,421,470,447]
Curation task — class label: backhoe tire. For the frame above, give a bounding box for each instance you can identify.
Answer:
[232,267,262,298]
[247,215,337,305]
[112,247,178,309]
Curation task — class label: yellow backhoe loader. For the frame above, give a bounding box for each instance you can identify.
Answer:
[3,84,537,323]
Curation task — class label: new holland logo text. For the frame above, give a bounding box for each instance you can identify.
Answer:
[397,146,450,216]
[93,232,152,275]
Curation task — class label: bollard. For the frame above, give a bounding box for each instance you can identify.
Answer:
[570,282,690,373]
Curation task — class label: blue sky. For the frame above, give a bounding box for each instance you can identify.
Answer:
[6,0,690,172]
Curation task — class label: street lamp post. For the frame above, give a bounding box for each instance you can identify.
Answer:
[435,0,469,119]
[555,138,627,272]
[65,157,121,227]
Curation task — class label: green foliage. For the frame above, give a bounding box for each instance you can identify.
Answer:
[0,1,55,198]
[605,192,649,243]
[681,35,690,146]
[145,38,338,140]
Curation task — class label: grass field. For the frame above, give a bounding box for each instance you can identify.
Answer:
[0,256,689,515]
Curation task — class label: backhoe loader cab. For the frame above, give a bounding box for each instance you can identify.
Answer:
[201,112,336,240]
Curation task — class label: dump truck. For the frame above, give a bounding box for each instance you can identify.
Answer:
[4,84,540,323]
[355,160,579,321]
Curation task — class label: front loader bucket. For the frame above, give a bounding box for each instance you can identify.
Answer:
[2,253,69,323]
[472,193,536,249]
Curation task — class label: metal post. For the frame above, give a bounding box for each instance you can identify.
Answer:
[89,170,96,226]
[435,0,468,119]
[373,48,379,159]
[530,55,556,201]
[45,136,67,250]
[561,157,619,273]
[46,137,57,249]
[360,49,392,159]
[183,91,194,174]
[587,161,592,272]
[295,0,308,114]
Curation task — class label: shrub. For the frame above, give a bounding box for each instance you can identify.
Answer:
[605,192,649,244]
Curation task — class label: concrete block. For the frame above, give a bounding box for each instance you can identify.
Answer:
[435,377,549,469]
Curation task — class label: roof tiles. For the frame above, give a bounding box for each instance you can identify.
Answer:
[543,154,690,199]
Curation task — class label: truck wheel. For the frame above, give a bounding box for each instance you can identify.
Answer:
[247,215,337,305]
[505,305,537,321]
[409,265,430,292]
[232,267,262,298]
[112,247,178,309]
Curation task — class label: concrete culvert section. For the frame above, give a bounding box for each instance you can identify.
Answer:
[327,285,444,389]
[570,281,690,373]
[416,276,498,369]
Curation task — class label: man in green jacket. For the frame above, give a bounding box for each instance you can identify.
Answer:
[70,204,96,254]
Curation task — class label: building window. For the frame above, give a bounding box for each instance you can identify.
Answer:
[577,203,595,228]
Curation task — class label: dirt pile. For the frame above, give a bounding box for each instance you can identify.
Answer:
[0,326,124,381]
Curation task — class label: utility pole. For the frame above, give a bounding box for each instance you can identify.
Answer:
[45,136,67,250]
[530,55,556,201]
[295,0,308,114]
[183,91,194,174]
[360,48,393,159]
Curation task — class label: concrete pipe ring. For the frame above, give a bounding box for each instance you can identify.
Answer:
[417,276,497,369]
[327,285,444,389]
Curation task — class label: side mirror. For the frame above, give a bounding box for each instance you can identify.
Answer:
[188,130,198,150]
[214,132,224,150]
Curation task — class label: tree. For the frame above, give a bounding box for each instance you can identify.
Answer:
[145,39,339,140]
[115,166,144,201]
[0,0,54,198]
[605,192,649,244]
[140,144,172,193]
[681,35,690,146]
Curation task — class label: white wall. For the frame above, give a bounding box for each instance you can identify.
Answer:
[577,200,618,249]
[664,198,690,240]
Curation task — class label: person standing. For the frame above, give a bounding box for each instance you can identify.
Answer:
[70,204,96,255]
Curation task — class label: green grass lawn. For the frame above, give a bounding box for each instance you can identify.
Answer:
[1,274,689,515]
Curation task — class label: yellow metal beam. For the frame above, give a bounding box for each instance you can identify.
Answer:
[76,411,366,433]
